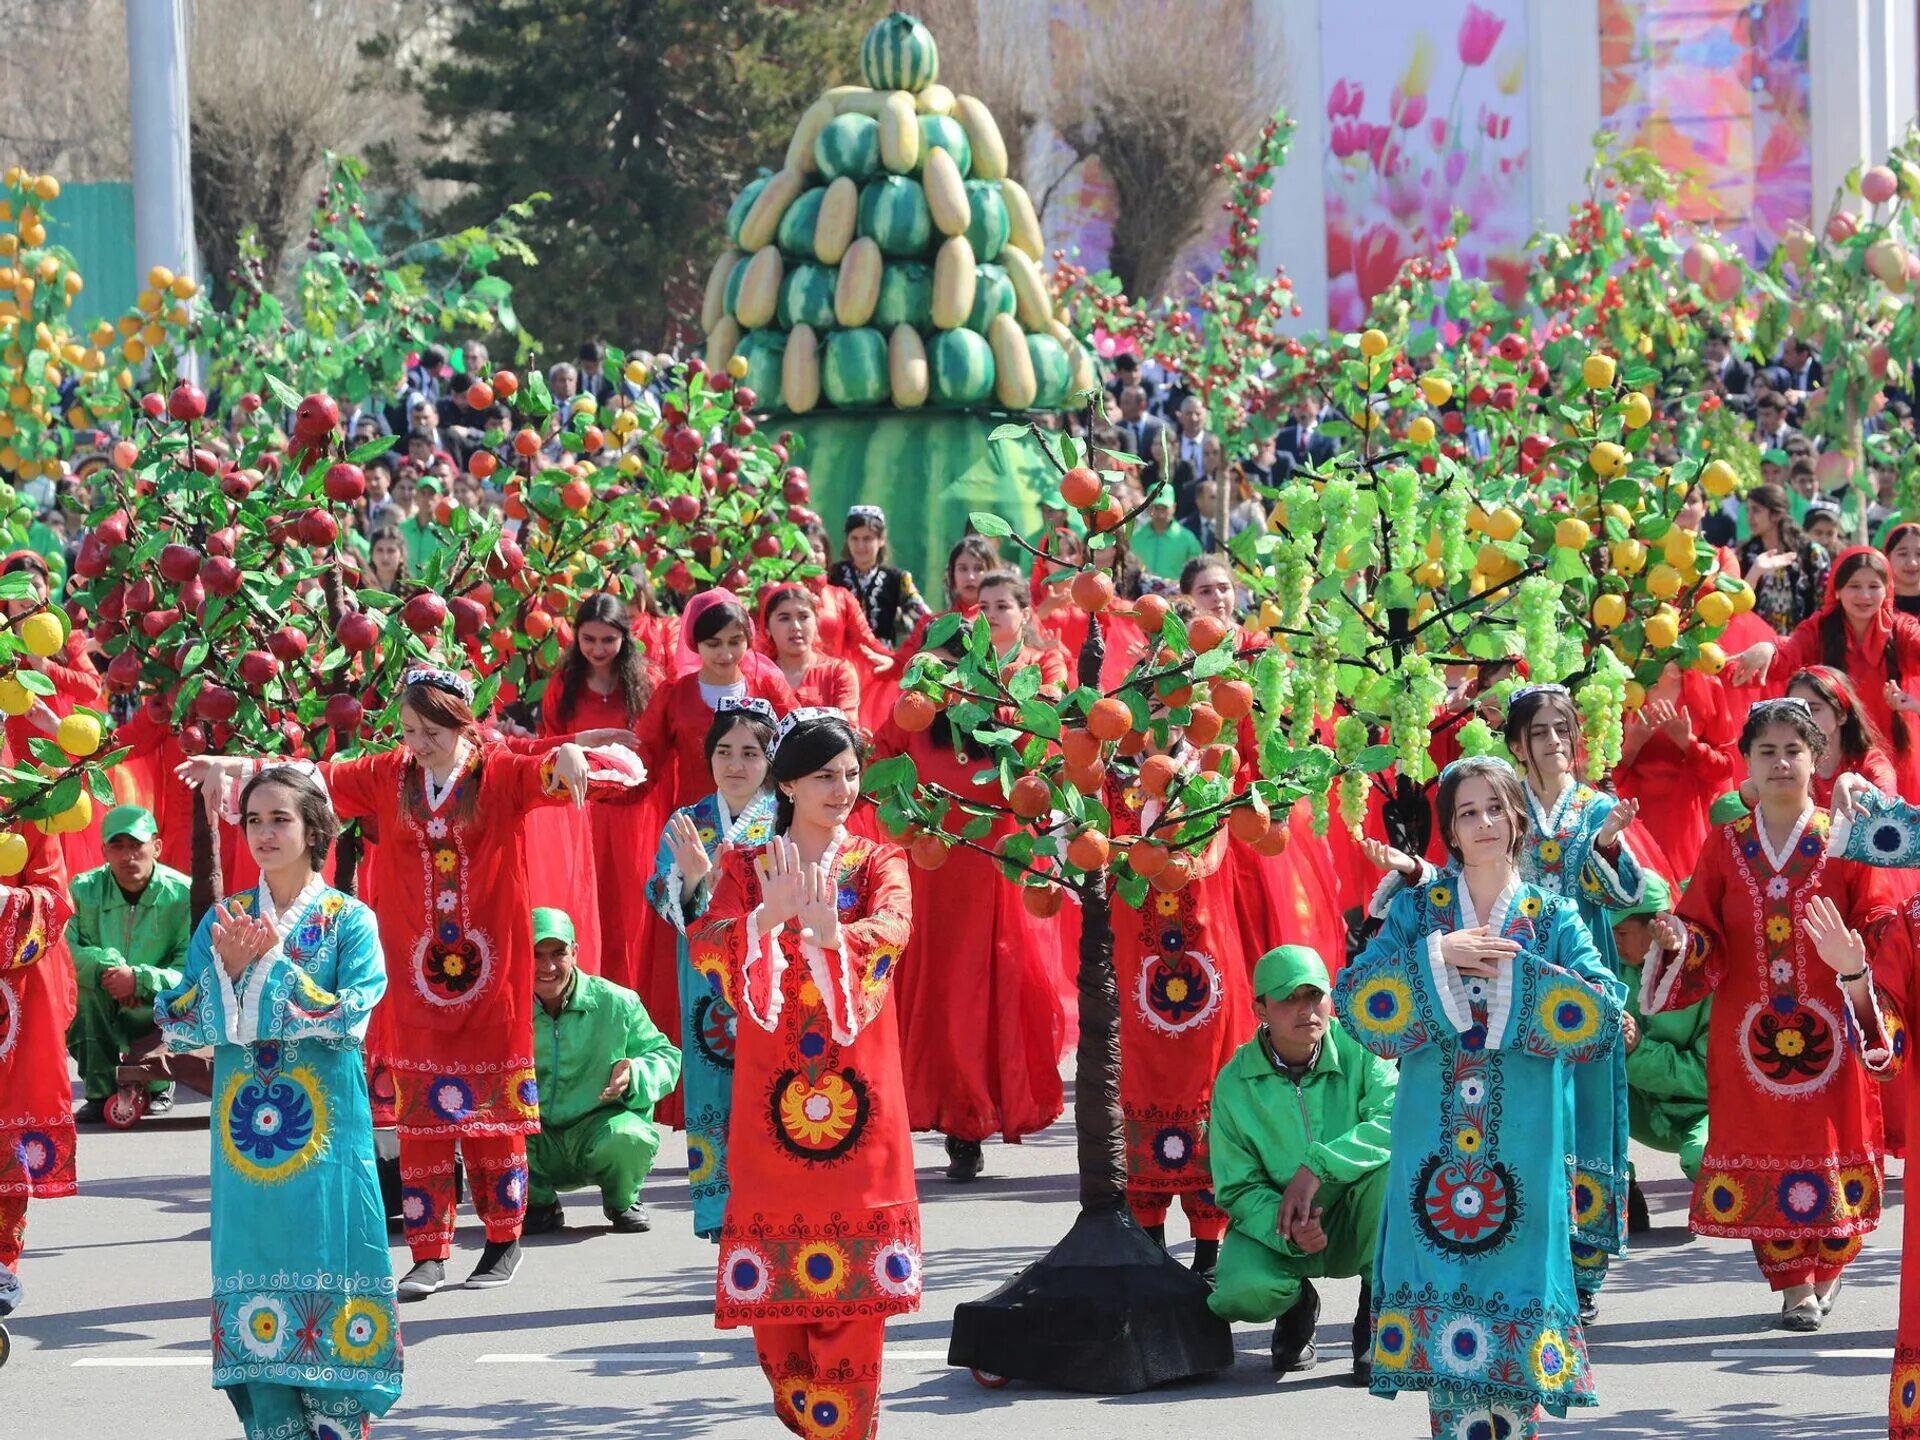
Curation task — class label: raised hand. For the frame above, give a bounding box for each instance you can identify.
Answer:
[665,812,712,887]
[1829,771,1883,820]
[210,902,278,981]
[796,860,843,951]
[1439,924,1520,978]
[1361,835,1421,879]
[1649,912,1687,956]
[1802,893,1867,977]
[1725,643,1776,687]
[756,838,805,927]
[1595,797,1639,848]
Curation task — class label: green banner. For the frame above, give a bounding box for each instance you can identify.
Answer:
[781,411,1057,604]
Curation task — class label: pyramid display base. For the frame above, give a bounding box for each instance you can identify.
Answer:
[945,1204,1236,1394]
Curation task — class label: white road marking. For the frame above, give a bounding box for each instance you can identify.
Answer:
[1709,1346,1893,1360]
[475,1347,954,1365]
[72,1356,210,1367]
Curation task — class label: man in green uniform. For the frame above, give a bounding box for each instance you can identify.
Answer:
[1208,944,1396,1381]
[1610,872,1711,1231]
[67,805,192,1122]
[523,908,681,1235]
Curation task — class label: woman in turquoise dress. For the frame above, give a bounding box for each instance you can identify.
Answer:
[158,765,400,1440]
[1502,684,1643,1317]
[645,699,777,1239]
[1341,757,1625,1440]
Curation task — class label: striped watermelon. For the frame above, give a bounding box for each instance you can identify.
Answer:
[930,327,995,407]
[728,175,770,247]
[857,175,932,257]
[860,12,940,94]
[874,262,934,331]
[722,252,753,318]
[776,186,826,257]
[735,328,787,412]
[816,114,881,183]
[916,115,972,179]
[823,327,892,408]
[779,263,839,331]
[1027,333,1071,410]
[964,180,1009,262]
[966,263,1014,333]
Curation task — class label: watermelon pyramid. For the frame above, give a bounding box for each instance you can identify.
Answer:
[704,11,1093,416]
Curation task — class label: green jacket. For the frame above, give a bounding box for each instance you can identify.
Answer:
[69,862,192,1001]
[533,970,682,1132]
[1209,1021,1397,1260]
[1620,960,1711,1143]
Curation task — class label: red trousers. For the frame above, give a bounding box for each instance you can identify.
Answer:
[753,1317,885,1440]
[1753,1234,1863,1290]
[398,1133,528,1261]
[1128,1187,1228,1243]
[0,1193,24,1269]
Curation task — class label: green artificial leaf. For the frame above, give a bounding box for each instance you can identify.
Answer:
[87,769,118,805]
[961,813,994,840]
[1356,743,1398,773]
[969,511,1013,539]
[861,754,916,795]
[1192,646,1234,680]
[1019,699,1062,739]
[27,737,68,768]
[1116,869,1149,911]
[347,436,397,464]
[924,612,963,651]
[265,374,303,410]
[988,423,1029,443]
[12,668,54,697]
[1008,665,1041,702]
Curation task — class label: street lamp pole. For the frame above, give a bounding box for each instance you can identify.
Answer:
[126,0,197,380]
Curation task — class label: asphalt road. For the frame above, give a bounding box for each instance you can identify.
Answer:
[2,1084,1900,1439]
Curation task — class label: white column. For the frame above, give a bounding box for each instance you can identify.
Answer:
[126,0,197,375]
[1810,0,1920,217]
[1261,0,1326,331]
[1525,0,1601,232]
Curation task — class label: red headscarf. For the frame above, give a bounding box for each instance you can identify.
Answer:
[673,586,784,683]
[1811,545,1895,647]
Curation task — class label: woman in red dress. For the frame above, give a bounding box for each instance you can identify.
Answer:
[1645,698,1904,1330]
[1615,662,1738,876]
[0,825,79,1293]
[976,569,1069,690]
[540,591,656,991]
[1106,735,1253,1285]
[798,520,893,703]
[182,668,641,1302]
[694,711,917,1440]
[1730,547,1920,801]
[762,585,860,721]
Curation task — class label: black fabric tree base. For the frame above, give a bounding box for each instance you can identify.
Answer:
[946,1202,1234,1393]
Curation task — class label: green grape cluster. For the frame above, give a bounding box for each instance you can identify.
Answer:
[1319,476,1363,553]
[1254,647,1290,777]
[1336,771,1368,831]
[1515,577,1563,681]
[1574,656,1628,779]
[1333,713,1367,763]
[1381,465,1421,571]
[1390,655,1446,783]
[1273,538,1314,629]
[1431,493,1473,573]
[1309,783,1332,836]
[1455,715,1503,759]
[1290,651,1325,745]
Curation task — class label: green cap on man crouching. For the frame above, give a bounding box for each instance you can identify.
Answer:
[531,907,575,946]
[102,804,158,843]
[1252,944,1330,1001]
[1611,872,1673,923]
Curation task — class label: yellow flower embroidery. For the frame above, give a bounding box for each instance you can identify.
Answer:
[1537,839,1563,864]
[1428,885,1453,908]
[1765,915,1793,943]
[1456,1126,1482,1153]
[433,848,458,875]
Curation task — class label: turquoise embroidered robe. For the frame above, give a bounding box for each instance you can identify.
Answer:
[645,790,776,1238]
[1520,781,1640,1269]
[1336,873,1624,1419]
[157,882,401,1428]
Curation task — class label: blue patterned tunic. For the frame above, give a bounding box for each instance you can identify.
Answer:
[157,881,400,1440]
[1520,781,1641,1278]
[645,790,776,1239]
[1336,873,1624,1420]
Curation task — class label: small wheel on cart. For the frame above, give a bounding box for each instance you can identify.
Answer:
[104,1087,148,1130]
[0,1322,12,1367]
[969,1368,1009,1389]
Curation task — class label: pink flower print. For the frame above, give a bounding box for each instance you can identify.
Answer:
[1429,117,1449,149]
[1328,77,1365,120]
[1458,3,1504,67]
[1445,149,1468,186]
[1483,110,1511,141]
[1331,119,1368,159]
[1353,223,1406,305]
[1390,87,1428,131]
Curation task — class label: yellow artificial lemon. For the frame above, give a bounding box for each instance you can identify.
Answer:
[726,354,750,380]
[1621,392,1653,429]
[1592,593,1627,628]
[1407,415,1436,445]
[1582,352,1617,390]
[1728,580,1756,615]
[1692,641,1727,676]
[0,831,25,877]
[1701,459,1737,498]
[1662,527,1695,570]
[1624,680,1647,710]
[624,359,649,386]
[1645,564,1684,600]
[1694,590,1734,628]
[1415,560,1446,588]
[147,265,174,291]
[18,610,62,656]
[1588,441,1627,478]
[0,676,34,716]
[56,711,100,758]
[1609,539,1647,575]
[1465,504,1490,534]
[40,791,92,837]
[1644,610,1680,649]
[1418,373,1453,406]
[1554,517,1592,549]
[1485,506,1524,542]
[1359,328,1389,358]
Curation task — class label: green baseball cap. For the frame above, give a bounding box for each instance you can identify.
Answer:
[101,804,157,843]
[531,907,575,946]
[1252,944,1330,1001]
[1708,790,1751,826]
[1612,872,1672,922]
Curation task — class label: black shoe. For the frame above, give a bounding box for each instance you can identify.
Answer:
[1627,1177,1651,1235]
[943,1136,984,1183]
[1351,1279,1373,1385]
[146,1084,175,1115]
[605,1201,651,1233]
[73,1099,108,1125]
[1270,1279,1320,1374]
[1778,1295,1823,1331]
[466,1239,523,1289]
[522,1201,566,1235]
[1189,1238,1219,1289]
[1578,1290,1599,1326]
[396,1259,445,1303]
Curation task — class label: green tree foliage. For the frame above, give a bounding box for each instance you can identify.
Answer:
[413,0,887,351]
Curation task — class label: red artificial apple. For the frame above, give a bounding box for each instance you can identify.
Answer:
[105,651,142,692]
[297,507,340,546]
[195,685,240,723]
[324,693,364,732]
[751,533,782,558]
[140,392,166,418]
[140,607,182,639]
[324,462,366,502]
[95,509,130,548]
[238,650,280,687]
[294,393,339,437]
[782,469,811,503]
[237,392,262,413]
[667,494,702,523]
[206,526,239,558]
[336,612,380,654]
[179,576,206,618]
[124,577,157,613]
[158,543,202,584]
[168,382,207,421]
[220,470,255,501]
[74,535,111,579]
[201,556,243,596]
[402,593,448,634]
[267,626,309,663]
[449,596,489,639]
